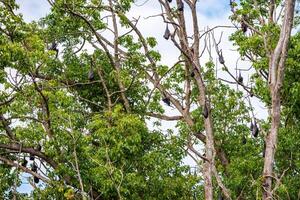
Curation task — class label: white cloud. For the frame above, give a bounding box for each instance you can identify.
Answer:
[15,0,50,22]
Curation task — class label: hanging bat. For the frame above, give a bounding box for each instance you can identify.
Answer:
[36,144,42,151]
[242,136,247,144]
[88,67,95,81]
[21,157,28,167]
[178,1,184,11]
[34,177,40,184]
[238,71,243,84]
[219,51,225,64]
[252,122,259,137]
[32,163,38,172]
[162,97,171,106]
[241,21,247,33]
[241,15,248,33]
[163,25,171,40]
[202,102,209,119]
[191,71,195,77]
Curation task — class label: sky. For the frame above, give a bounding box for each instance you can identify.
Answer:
[14,0,266,194]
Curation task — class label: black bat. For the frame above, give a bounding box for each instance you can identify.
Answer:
[202,102,209,119]
[252,122,259,137]
[238,71,243,84]
[34,177,40,184]
[163,25,171,40]
[178,1,184,11]
[32,163,38,172]
[21,157,28,167]
[241,14,248,33]
[88,67,95,81]
[162,97,171,106]
[242,136,247,144]
[241,21,248,33]
[219,52,225,64]
[250,89,254,97]
[36,144,42,151]
[191,71,195,78]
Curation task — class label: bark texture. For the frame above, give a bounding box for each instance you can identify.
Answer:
[263,0,295,199]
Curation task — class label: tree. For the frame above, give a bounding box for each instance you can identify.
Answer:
[230,0,296,199]
[0,1,198,199]
[0,0,299,199]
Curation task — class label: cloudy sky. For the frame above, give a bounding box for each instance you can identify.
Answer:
[14,0,267,193]
[15,0,242,79]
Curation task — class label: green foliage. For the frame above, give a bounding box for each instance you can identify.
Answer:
[82,107,198,199]
[0,2,199,199]
[0,165,15,199]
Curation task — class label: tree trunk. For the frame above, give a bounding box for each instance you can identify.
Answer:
[262,0,295,199]
[262,89,280,199]
[203,115,214,200]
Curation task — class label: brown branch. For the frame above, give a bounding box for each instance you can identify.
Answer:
[269,0,276,24]
[108,0,131,112]
[110,74,136,96]
[199,26,236,39]
[0,143,58,169]
[73,38,86,54]
[31,75,53,138]
[212,165,232,199]
[66,7,115,67]
[7,116,43,124]
[0,156,50,183]
[96,68,112,112]
[188,145,209,162]
[0,114,16,140]
[146,112,183,121]
[0,95,15,106]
